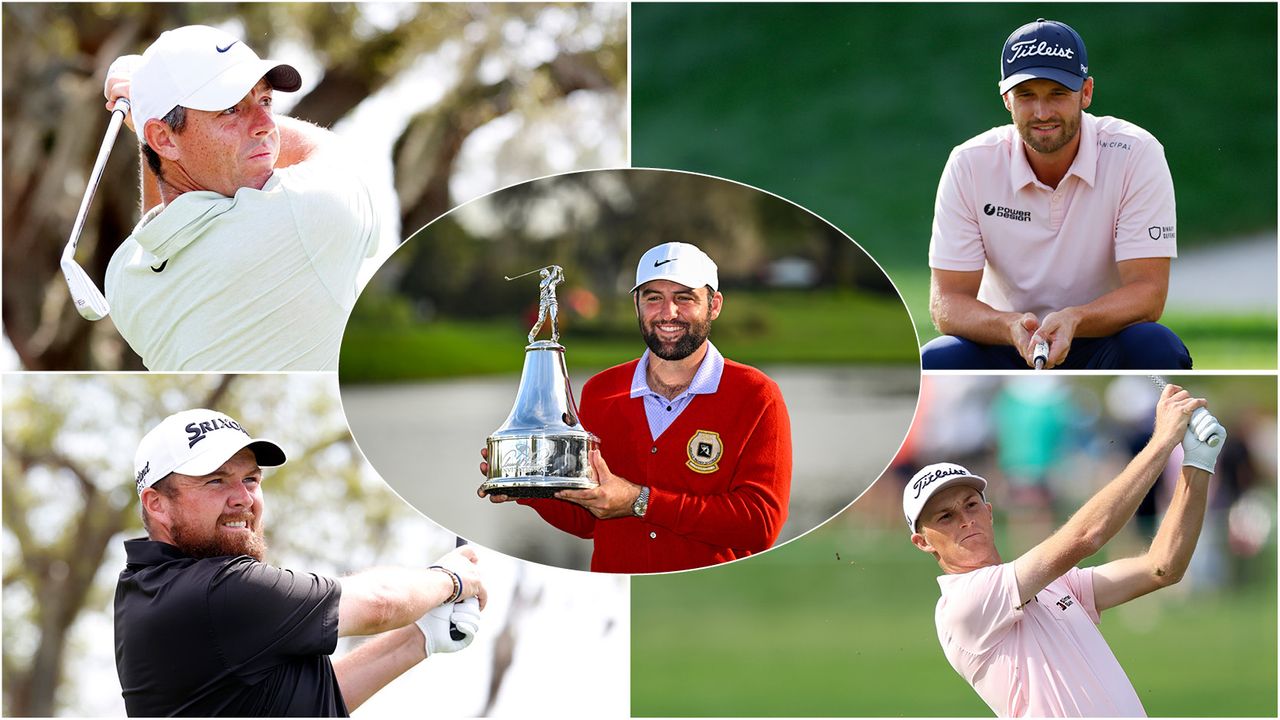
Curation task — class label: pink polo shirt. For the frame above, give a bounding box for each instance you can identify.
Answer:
[929,112,1176,319]
[935,563,1146,717]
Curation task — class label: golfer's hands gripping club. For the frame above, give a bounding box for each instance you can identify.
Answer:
[1010,313,1041,368]
[1029,309,1080,369]
[416,545,485,656]
[1149,383,1206,452]
[1182,408,1226,473]
[104,54,143,133]
[1032,336,1049,370]
[430,545,486,609]
[416,598,481,656]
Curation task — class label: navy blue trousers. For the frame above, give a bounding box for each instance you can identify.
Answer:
[920,322,1193,370]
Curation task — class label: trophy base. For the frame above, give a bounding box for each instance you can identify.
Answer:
[480,477,597,499]
[484,486,570,499]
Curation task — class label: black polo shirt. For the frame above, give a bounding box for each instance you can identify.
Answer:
[114,539,347,717]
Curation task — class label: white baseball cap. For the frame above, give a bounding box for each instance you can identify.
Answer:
[903,462,988,532]
[131,25,301,145]
[134,409,286,494]
[631,242,719,293]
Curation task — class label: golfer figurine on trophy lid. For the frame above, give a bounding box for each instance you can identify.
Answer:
[482,265,600,498]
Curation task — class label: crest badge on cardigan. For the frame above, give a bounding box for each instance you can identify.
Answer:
[686,430,723,474]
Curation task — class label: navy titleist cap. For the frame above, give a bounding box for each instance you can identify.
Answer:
[999,18,1088,94]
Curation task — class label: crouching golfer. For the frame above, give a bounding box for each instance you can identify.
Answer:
[905,383,1224,716]
[115,409,484,716]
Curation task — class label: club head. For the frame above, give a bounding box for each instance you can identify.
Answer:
[60,257,110,321]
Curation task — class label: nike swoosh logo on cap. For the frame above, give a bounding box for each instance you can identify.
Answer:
[150,260,167,273]
[215,41,238,53]
[654,259,677,267]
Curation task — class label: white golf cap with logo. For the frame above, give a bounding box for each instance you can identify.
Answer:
[129,24,302,145]
[903,462,988,532]
[631,242,719,293]
[134,409,286,494]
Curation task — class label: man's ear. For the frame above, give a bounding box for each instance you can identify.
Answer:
[708,290,724,321]
[141,487,173,532]
[1080,76,1094,110]
[142,119,182,162]
[1001,90,1014,113]
[910,531,934,554]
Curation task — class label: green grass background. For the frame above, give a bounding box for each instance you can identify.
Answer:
[890,274,1279,370]
[632,514,1278,717]
[632,3,1277,368]
[341,289,919,382]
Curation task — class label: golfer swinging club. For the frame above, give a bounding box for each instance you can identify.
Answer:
[904,383,1225,717]
[528,264,564,343]
[100,25,381,371]
[115,409,485,716]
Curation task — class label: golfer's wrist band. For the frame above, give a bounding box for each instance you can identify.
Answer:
[429,565,464,604]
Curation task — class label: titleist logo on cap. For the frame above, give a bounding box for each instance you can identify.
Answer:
[185,418,248,448]
[1005,39,1075,64]
[911,465,968,499]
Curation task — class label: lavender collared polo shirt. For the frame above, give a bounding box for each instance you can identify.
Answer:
[629,341,725,441]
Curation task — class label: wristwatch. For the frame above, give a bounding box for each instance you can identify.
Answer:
[632,485,651,518]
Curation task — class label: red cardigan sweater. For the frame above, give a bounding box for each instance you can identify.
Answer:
[520,357,792,573]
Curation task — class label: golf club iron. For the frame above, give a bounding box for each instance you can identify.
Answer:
[61,97,130,321]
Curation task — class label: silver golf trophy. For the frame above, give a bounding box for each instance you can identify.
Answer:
[482,265,600,498]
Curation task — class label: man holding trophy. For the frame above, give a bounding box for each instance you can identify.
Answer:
[480,242,794,573]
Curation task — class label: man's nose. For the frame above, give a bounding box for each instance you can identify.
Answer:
[249,103,275,137]
[227,480,253,508]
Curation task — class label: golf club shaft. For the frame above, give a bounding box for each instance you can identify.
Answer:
[449,536,468,641]
[66,99,130,256]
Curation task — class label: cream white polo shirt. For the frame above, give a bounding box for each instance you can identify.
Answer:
[105,152,379,371]
[929,112,1176,319]
[936,563,1146,717]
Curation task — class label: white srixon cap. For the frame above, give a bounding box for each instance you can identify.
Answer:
[903,462,988,532]
[134,409,286,494]
[631,242,719,293]
[130,25,301,145]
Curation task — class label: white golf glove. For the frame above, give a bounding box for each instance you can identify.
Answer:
[415,596,481,656]
[1182,409,1226,473]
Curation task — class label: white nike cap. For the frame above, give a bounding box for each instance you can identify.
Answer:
[903,462,988,532]
[131,25,302,146]
[134,409,286,494]
[631,242,719,293]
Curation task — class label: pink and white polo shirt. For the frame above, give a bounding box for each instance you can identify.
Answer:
[929,112,1176,319]
[935,562,1146,717]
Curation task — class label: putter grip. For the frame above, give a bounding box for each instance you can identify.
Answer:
[1033,340,1048,370]
[449,536,468,641]
[1190,407,1222,447]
